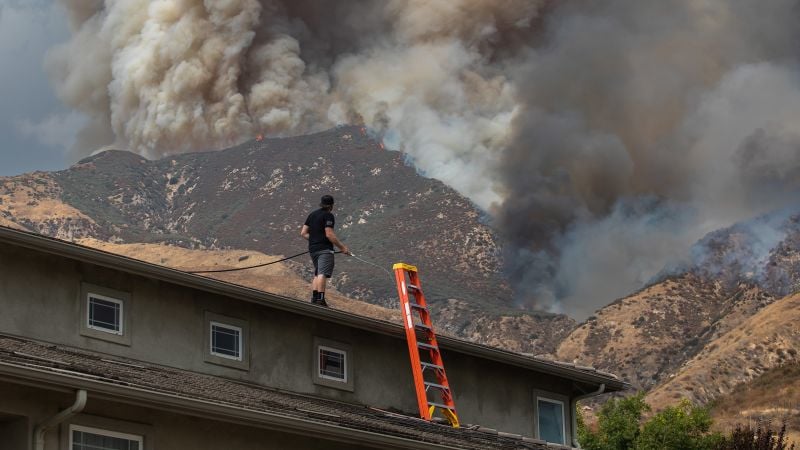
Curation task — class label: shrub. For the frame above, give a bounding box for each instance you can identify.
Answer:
[578,392,649,450]
[718,420,796,450]
[579,394,723,450]
[635,400,723,450]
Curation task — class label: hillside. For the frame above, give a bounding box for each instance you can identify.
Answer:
[645,292,800,407]
[649,291,800,441]
[558,210,800,390]
[710,362,800,444]
[0,173,101,239]
[556,274,779,391]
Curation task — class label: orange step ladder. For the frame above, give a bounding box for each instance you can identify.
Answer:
[393,263,460,428]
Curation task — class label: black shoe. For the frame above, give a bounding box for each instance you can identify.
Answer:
[312,298,329,307]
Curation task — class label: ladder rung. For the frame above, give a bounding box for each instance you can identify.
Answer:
[408,302,426,310]
[414,323,432,332]
[420,362,443,371]
[417,342,439,351]
[424,381,449,391]
[407,284,421,291]
[427,401,456,410]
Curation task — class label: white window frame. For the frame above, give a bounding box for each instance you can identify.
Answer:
[536,396,567,445]
[318,345,348,382]
[312,337,354,391]
[86,293,124,336]
[209,321,243,361]
[69,424,143,449]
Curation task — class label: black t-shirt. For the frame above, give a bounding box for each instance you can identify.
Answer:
[304,208,335,253]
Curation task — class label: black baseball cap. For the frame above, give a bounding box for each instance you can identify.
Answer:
[320,195,335,206]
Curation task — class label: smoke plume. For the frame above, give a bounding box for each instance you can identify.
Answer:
[46,0,800,318]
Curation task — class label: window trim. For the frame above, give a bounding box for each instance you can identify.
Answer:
[203,311,249,371]
[86,293,124,335]
[312,337,354,392]
[209,321,243,361]
[69,424,143,449]
[534,393,568,445]
[318,345,347,382]
[79,282,132,346]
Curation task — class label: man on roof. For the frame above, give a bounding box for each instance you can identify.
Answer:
[300,195,350,307]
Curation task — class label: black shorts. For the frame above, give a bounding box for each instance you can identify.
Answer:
[311,250,335,278]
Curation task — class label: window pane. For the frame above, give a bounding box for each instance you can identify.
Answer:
[73,430,140,450]
[89,297,121,332]
[538,399,565,444]
[211,324,240,358]
[320,349,345,380]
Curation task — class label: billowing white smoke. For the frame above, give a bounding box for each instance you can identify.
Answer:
[47,0,529,208]
[46,0,800,318]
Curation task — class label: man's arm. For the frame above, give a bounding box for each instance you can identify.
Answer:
[300,224,310,240]
[325,228,350,254]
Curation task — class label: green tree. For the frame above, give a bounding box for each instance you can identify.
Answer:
[635,400,724,450]
[579,394,723,450]
[578,392,649,450]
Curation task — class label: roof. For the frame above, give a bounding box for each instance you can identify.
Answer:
[0,225,628,391]
[0,334,560,449]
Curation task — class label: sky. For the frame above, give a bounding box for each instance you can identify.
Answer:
[0,1,77,176]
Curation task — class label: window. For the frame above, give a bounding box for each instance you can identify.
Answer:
[87,294,123,335]
[203,312,249,370]
[318,346,346,381]
[312,337,353,391]
[210,321,242,360]
[79,283,131,346]
[537,397,566,445]
[70,425,142,450]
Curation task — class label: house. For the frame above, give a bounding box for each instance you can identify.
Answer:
[0,225,628,449]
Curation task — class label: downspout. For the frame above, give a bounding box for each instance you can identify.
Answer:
[570,383,604,449]
[33,389,87,450]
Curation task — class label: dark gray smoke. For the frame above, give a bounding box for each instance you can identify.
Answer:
[493,1,800,317]
[45,0,800,318]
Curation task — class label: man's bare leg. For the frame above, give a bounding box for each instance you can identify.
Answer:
[315,275,327,295]
[311,276,320,300]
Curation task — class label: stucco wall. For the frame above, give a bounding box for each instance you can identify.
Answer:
[0,241,573,437]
